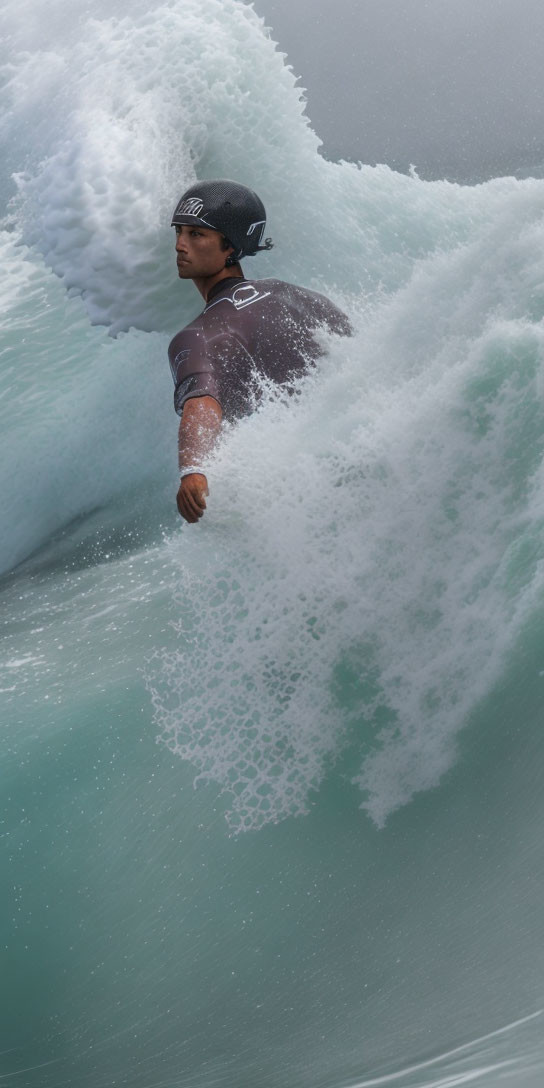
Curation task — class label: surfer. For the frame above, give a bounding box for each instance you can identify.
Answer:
[169,179,351,523]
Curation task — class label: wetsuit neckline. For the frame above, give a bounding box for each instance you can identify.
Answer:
[205,276,246,304]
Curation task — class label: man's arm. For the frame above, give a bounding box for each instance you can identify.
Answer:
[176,395,223,523]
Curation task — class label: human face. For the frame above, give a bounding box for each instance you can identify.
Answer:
[174,223,232,279]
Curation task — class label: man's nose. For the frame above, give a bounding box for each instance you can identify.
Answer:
[175,230,187,252]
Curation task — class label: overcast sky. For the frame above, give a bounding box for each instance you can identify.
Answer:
[251,0,544,182]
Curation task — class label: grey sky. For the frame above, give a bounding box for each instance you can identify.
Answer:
[251,0,544,181]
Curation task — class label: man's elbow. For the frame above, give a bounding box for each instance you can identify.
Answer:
[182,395,223,426]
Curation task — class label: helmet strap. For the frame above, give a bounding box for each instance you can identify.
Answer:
[221,235,241,269]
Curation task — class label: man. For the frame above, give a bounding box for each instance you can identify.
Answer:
[168,179,351,523]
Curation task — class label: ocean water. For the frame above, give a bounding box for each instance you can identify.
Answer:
[1,1,544,1085]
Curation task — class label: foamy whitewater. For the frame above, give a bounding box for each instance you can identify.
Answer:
[1,1,544,1085]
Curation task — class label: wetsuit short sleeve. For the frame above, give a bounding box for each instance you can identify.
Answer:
[169,327,253,419]
[169,329,222,416]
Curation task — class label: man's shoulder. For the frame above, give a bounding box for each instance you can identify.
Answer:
[168,277,351,359]
[247,277,352,336]
[206,277,349,323]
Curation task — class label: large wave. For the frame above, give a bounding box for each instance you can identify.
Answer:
[2,0,544,834]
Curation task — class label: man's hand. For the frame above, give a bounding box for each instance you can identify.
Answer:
[177,473,209,523]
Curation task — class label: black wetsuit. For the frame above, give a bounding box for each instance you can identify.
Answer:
[168,277,351,421]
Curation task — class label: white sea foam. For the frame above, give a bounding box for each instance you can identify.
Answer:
[150,237,544,829]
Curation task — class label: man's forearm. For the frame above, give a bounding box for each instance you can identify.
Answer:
[178,396,223,474]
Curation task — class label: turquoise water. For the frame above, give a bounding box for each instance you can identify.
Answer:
[2,1,544,1084]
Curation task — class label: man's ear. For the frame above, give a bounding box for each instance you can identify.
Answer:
[221,235,239,269]
[220,235,234,257]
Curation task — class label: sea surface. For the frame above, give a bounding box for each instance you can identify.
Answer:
[1,1,544,1085]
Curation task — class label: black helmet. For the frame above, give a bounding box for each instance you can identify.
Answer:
[171,179,273,260]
